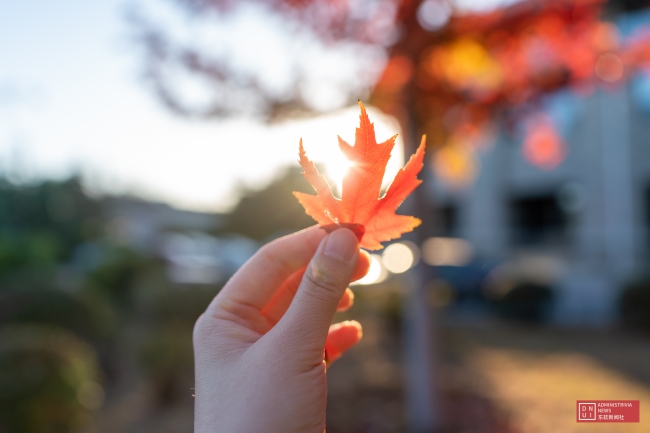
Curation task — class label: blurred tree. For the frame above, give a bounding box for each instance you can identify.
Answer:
[130,0,397,118]
[85,247,150,310]
[219,166,317,241]
[133,0,650,126]
[146,285,222,324]
[0,176,102,275]
[0,287,115,341]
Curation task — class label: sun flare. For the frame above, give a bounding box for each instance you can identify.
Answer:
[290,105,405,201]
[324,156,353,196]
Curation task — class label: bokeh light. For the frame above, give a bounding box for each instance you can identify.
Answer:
[417,0,452,32]
[353,254,389,285]
[381,241,419,274]
[433,140,478,188]
[421,237,474,266]
[595,53,624,83]
[522,118,566,170]
[426,38,503,98]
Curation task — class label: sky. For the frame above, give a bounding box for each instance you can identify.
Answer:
[0,0,519,212]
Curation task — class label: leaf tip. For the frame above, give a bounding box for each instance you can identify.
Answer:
[355,100,374,131]
[358,100,367,115]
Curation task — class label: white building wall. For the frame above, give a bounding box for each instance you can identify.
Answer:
[433,82,650,325]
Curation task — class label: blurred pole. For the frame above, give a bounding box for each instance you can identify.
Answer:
[400,106,443,433]
[402,266,442,432]
[600,85,636,277]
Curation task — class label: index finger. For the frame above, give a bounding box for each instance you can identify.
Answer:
[210,226,326,313]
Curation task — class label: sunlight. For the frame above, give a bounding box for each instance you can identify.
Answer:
[32,95,405,213]
[324,155,353,194]
[295,105,405,198]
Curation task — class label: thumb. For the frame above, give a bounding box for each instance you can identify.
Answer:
[274,228,359,358]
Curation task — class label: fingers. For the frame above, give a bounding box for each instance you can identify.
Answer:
[259,238,368,326]
[336,288,354,312]
[210,226,325,313]
[261,266,360,326]
[273,229,359,358]
[325,320,363,364]
[351,250,371,282]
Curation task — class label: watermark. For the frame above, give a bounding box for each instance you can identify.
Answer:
[576,400,639,422]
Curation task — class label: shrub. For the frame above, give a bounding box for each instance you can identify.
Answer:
[0,287,115,341]
[0,325,102,433]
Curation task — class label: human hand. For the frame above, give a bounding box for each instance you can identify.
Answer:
[193,227,370,433]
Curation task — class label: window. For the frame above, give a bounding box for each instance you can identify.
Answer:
[433,204,458,237]
[510,195,567,246]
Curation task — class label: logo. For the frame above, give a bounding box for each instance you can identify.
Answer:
[576,400,640,423]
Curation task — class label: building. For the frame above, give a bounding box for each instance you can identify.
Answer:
[430,70,650,325]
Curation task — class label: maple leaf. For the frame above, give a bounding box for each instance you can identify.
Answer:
[293,101,425,250]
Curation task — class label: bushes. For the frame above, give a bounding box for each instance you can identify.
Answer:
[0,325,103,433]
[0,287,116,341]
[85,247,149,309]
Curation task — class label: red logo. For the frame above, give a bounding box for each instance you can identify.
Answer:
[576,400,640,422]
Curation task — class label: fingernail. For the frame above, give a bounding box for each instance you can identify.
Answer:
[350,320,363,339]
[323,229,358,262]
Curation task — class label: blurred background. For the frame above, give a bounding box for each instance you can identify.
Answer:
[3,0,650,432]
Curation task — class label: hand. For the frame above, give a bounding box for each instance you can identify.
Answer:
[193,227,370,433]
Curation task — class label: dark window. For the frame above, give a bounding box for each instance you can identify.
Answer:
[510,195,567,245]
[433,205,458,237]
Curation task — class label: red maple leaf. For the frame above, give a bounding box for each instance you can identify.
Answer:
[293,101,425,250]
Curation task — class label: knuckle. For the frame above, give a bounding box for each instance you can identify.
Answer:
[257,242,273,256]
[304,262,344,298]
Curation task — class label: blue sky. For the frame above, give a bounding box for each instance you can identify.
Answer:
[0,0,517,211]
